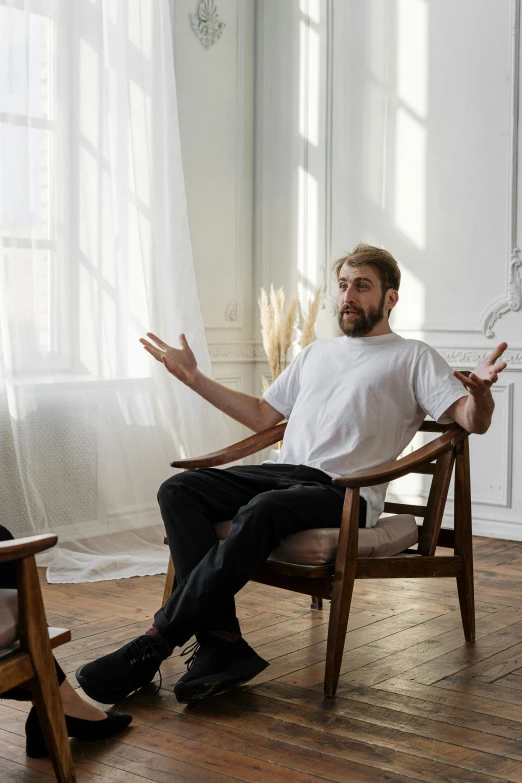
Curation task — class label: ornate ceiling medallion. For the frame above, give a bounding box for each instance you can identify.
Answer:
[190,0,226,49]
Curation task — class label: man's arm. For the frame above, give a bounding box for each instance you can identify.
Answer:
[190,371,284,432]
[140,332,284,433]
[444,342,508,434]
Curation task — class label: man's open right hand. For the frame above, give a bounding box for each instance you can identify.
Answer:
[140,332,198,387]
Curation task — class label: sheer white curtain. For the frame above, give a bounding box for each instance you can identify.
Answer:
[0,0,228,582]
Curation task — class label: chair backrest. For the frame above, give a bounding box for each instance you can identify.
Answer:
[383,420,468,557]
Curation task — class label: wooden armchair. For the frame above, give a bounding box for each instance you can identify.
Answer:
[0,534,76,783]
[163,420,473,698]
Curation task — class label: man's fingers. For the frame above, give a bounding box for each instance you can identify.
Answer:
[453,370,491,393]
[469,372,492,390]
[179,333,192,351]
[140,337,163,358]
[453,370,476,388]
[492,360,507,374]
[469,372,491,387]
[146,332,169,349]
[139,337,156,350]
[142,343,163,362]
[488,342,508,363]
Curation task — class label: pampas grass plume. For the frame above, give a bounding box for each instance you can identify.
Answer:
[300,287,322,348]
[259,285,322,385]
[282,296,298,368]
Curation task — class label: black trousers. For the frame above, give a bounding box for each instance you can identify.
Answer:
[154,463,366,648]
[0,524,66,701]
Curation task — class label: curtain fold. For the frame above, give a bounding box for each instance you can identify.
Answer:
[0,0,228,582]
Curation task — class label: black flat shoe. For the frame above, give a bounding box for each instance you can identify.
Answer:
[25,705,132,758]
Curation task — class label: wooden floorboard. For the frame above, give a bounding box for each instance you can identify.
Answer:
[2,536,522,781]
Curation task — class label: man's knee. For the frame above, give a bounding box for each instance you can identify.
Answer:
[157,472,193,508]
[232,491,281,531]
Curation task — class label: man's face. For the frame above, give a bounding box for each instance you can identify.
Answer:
[337,263,393,337]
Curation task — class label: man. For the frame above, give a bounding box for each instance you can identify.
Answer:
[76,244,507,706]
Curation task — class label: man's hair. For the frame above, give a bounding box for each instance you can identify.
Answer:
[332,243,401,293]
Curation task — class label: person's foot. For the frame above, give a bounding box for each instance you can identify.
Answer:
[76,635,168,704]
[25,706,132,758]
[58,677,107,721]
[174,635,269,704]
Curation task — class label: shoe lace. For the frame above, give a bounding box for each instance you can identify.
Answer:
[180,640,201,670]
[152,667,163,696]
[123,638,161,666]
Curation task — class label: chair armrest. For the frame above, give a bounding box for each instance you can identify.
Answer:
[332,425,465,488]
[0,534,58,563]
[170,422,287,469]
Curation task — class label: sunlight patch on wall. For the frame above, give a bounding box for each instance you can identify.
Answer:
[297,165,319,307]
[299,20,320,148]
[300,0,321,26]
[364,83,388,210]
[397,0,428,119]
[394,107,427,249]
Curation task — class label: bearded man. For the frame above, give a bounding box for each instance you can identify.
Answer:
[76,244,508,706]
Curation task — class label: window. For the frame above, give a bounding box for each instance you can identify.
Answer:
[0,2,70,373]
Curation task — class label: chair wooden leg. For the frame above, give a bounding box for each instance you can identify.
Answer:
[18,557,76,783]
[162,554,176,607]
[454,438,475,641]
[311,596,323,610]
[324,488,359,697]
[456,570,475,641]
[31,679,76,783]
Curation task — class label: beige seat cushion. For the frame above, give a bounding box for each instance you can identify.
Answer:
[0,589,19,650]
[214,514,418,566]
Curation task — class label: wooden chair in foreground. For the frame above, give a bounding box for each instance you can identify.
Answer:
[163,420,473,697]
[0,534,75,783]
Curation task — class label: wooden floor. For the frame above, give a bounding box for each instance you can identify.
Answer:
[2,537,522,782]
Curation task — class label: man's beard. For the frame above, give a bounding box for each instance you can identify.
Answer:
[338,290,386,337]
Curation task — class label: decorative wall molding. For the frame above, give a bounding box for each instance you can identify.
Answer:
[437,513,522,542]
[213,374,241,390]
[190,0,225,49]
[208,341,522,372]
[205,0,246,330]
[224,300,238,322]
[467,384,513,508]
[395,325,482,335]
[324,1,334,282]
[255,0,273,296]
[208,340,522,369]
[391,384,513,509]
[480,0,521,338]
[468,516,522,542]
[208,342,264,362]
[481,247,522,337]
[437,347,522,370]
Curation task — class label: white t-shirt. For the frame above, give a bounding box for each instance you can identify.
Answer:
[262,333,467,527]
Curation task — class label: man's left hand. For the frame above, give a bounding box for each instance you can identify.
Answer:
[453,342,508,396]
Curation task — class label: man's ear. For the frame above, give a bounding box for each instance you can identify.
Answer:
[387,289,399,313]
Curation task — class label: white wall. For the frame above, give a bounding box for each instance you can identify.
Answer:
[173,0,521,539]
[171,0,256,445]
[255,0,522,539]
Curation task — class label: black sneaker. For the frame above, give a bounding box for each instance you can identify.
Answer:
[76,635,167,704]
[174,635,269,704]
